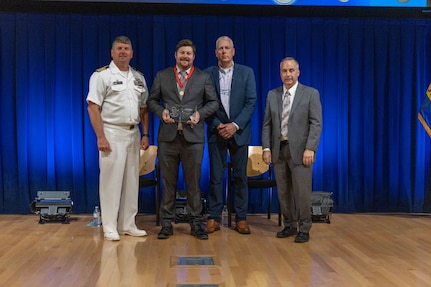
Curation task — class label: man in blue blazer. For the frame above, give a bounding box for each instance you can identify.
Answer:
[147,39,219,240]
[205,36,257,234]
[262,57,322,243]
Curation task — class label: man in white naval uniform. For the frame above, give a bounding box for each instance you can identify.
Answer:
[86,36,150,241]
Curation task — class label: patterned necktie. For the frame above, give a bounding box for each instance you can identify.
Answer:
[281,91,291,138]
[179,71,186,99]
[180,71,186,81]
[177,71,187,130]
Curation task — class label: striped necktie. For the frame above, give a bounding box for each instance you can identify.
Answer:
[281,91,291,138]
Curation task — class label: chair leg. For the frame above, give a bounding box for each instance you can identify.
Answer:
[227,188,232,228]
[156,186,160,226]
[267,188,272,219]
[156,165,161,226]
[228,195,232,227]
[227,163,232,227]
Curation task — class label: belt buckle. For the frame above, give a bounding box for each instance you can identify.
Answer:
[279,135,288,142]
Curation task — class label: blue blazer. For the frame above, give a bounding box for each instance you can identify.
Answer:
[205,64,257,146]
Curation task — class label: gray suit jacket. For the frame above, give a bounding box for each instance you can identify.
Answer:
[262,82,322,164]
[147,66,219,143]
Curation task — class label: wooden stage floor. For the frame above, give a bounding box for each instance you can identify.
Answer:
[1,213,431,287]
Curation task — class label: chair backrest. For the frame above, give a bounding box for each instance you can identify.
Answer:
[247,146,269,177]
[139,145,158,176]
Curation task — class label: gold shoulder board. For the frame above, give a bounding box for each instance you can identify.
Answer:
[96,65,109,72]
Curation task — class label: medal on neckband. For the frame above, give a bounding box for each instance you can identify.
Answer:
[179,91,184,96]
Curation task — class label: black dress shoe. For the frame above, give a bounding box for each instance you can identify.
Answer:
[191,228,209,240]
[276,226,297,238]
[190,218,208,240]
[157,224,173,239]
[295,232,310,243]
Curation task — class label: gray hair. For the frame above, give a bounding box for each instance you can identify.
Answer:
[280,57,299,69]
[216,36,234,49]
[112,36,132,50]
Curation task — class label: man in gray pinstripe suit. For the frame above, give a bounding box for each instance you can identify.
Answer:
[261,57,322,243]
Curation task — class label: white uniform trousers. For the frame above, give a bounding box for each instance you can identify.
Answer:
[99,124,140,234]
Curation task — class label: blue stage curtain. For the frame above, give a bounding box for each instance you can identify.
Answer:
[0,13,430,214]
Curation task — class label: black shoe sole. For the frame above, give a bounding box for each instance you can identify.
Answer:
[158,228,173,239]
[294,233,310,243]
[157,235,170,239]
[276,232,297,238]
[276,233,296,238]
[276,227,297,238]
[190,230,208,240]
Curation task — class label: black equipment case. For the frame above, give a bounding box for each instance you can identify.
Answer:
[310,191,333,224]
[30,191,73,224]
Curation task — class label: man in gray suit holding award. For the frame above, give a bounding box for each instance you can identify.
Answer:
[262,57,322,243]
[147,39,219,240]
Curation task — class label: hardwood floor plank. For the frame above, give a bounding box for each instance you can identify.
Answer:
[1,213,431,286]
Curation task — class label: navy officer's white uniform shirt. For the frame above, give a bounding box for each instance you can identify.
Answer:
[87,60,148,126]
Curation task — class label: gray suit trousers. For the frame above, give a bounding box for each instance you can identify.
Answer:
[273,142,312,233]
[158,135,204,221]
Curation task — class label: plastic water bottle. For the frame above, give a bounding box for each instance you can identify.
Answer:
[222,205,228,227]
[93,206,101,227]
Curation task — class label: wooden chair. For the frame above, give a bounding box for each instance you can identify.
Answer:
[139,145,161,225]
[227,146,281,227]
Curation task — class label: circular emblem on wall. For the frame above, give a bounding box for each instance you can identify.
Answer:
[275,0,295,5]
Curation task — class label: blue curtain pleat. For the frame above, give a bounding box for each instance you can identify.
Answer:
[0,13,430,214]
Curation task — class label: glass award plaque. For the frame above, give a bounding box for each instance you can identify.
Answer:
[165,104,196,123]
